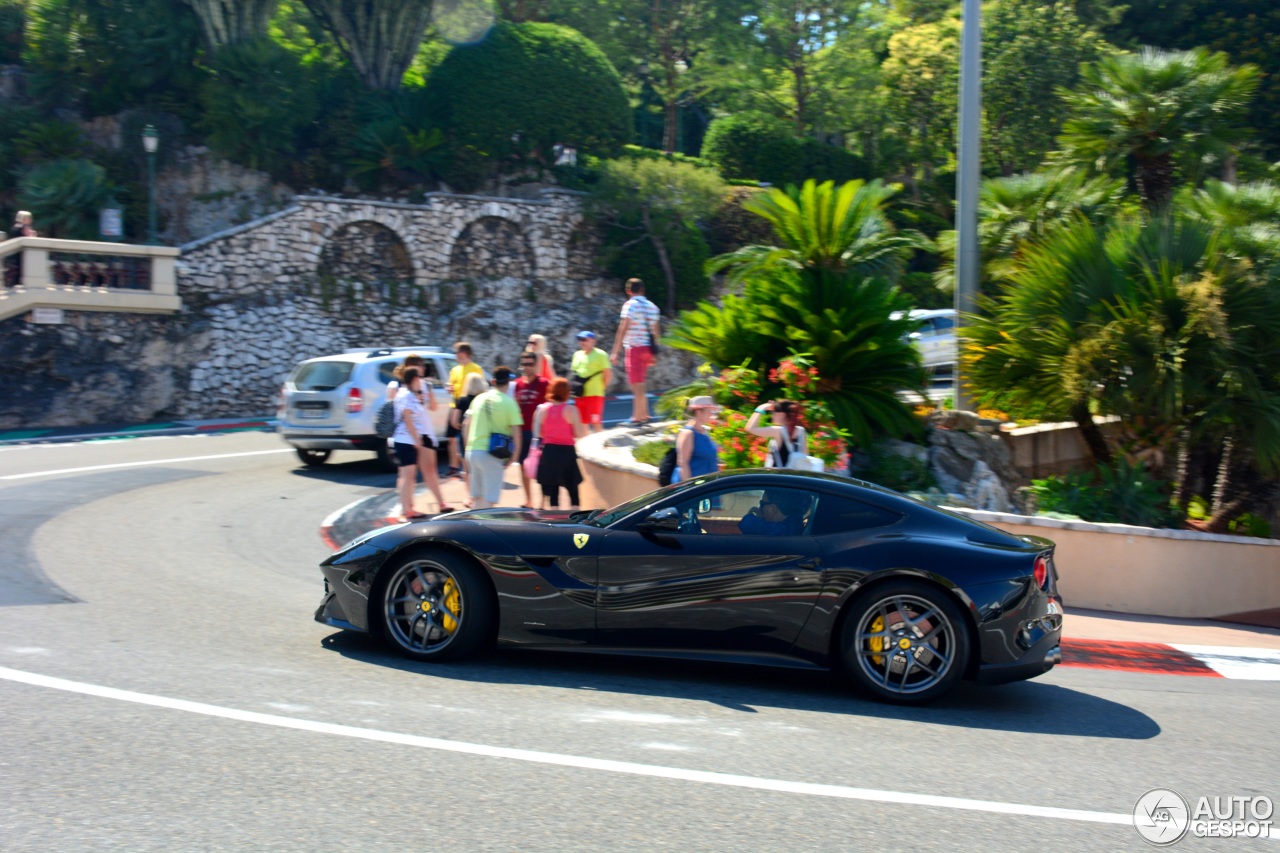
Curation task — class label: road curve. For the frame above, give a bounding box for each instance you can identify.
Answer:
[0,432,1275,852]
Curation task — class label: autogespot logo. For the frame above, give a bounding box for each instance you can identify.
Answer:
[1134,788,1275,845]
[1134,789,1191,845]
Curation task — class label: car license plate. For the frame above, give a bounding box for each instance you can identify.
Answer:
[299,409,326,419]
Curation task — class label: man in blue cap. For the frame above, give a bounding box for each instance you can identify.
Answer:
[570,330,611,433]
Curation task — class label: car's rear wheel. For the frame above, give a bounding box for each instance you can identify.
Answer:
[296,448,331,466]
[376,549,495,662]
[838,579,970,705]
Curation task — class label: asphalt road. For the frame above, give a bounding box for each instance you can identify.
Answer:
[0,431,1275,851]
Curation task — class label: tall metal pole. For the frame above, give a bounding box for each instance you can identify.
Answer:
[146,150,157,245]
[142,124,159,245]
[954,0,982,413]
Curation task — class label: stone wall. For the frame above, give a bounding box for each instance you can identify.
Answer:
[1,190,703,427]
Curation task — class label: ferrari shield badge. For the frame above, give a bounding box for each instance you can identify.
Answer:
[574,533,589,549]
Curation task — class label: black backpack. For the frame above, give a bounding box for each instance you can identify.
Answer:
[657,447,678,486]
[374,399,397,439]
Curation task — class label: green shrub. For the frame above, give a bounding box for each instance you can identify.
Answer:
[701,113,868,187]
[1028,459,1180,528]
[17,158,115,239]
[854,443,936,493]
[604,218,712,308]
[632,439,674,467]
[706,186,774,256]
[199,38,318,176]
[423,22,631,191]
[621,144,717,173]
[701,112,799,184]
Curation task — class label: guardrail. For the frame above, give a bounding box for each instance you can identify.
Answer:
[0,237,181,321]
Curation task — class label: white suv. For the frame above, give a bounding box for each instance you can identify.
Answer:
[277,347,458,468]
[897,309,957,373]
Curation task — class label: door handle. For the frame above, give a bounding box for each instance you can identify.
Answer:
[796,558,820,570]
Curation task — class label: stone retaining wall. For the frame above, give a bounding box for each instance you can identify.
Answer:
[0,191,702,427]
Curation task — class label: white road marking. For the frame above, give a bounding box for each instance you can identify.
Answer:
[1172,645,1280,681]
[0,664,1142,830]
[0,448,294,480]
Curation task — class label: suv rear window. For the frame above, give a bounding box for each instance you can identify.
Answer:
[291,361,354,391]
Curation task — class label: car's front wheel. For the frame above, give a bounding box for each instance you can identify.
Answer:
[838,579,970,705]
[375,549,495,662]
[296,448,331,466]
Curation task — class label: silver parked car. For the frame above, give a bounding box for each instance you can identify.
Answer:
[277,347,457,468]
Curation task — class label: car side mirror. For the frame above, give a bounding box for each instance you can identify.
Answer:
[639,507,680,531]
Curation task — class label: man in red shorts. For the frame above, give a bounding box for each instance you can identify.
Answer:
[609,277,661,426]
[571,330,611,432]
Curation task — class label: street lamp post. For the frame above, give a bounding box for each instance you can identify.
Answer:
[953,0,982,413]
[142,124,159,245]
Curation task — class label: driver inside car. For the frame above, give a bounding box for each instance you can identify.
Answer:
[738,490,807,536]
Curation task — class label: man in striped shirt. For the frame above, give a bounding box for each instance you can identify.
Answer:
[610,277,661,427]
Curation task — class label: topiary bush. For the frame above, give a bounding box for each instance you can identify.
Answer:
[701,112,798,184]
[702,113,868,187]
[423,22,631,191]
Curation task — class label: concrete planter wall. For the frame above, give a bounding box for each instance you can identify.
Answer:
[577,428,1280,624]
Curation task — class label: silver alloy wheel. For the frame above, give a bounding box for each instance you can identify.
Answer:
[383,558,464,654]
[853,592,958,696]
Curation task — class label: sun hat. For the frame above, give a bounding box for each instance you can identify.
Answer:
[687,395,719,411]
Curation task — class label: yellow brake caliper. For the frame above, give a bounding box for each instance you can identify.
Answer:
[440,579,461,633]
[869,615,885,665]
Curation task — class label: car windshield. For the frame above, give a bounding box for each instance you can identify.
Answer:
[292,361,354,391]
[582,480,692,527]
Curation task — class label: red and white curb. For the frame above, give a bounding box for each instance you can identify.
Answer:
[1061,639,1280,680]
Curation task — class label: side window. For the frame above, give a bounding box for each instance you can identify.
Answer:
[809,494,901,536]
[420,359,440,381]
[669,487,816,536]
[375,360,398,385]
[917,318,939,339]
[934,315,956,332]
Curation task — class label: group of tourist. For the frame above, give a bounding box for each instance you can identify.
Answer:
[384,276,815,518]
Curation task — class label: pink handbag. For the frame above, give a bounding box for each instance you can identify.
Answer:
[522,439,542,480]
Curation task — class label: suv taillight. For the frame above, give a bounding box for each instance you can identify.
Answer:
[275,385,286,418]
[346,387,363,413]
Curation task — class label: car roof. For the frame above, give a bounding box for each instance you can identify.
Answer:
[891,309,957,321]
[296,347,451,365]
[678,469,1023,545]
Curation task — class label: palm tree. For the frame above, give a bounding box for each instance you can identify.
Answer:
[1179,179,1280,273]
[934,169,1126,293]
[966,212,1280,523]
[706,178,932,285]
[668,266,927,445]
[1056,48,1259,210]
[673,178,931,443]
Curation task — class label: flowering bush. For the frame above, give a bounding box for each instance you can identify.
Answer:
[664,353,850,470]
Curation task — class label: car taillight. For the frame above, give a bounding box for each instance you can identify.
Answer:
[275,385,286,417]
[1034,555,1050,590]
[346,387,363,413]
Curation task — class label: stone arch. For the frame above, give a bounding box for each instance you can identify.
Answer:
[317,220,414,294]
[449,216,534,280]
